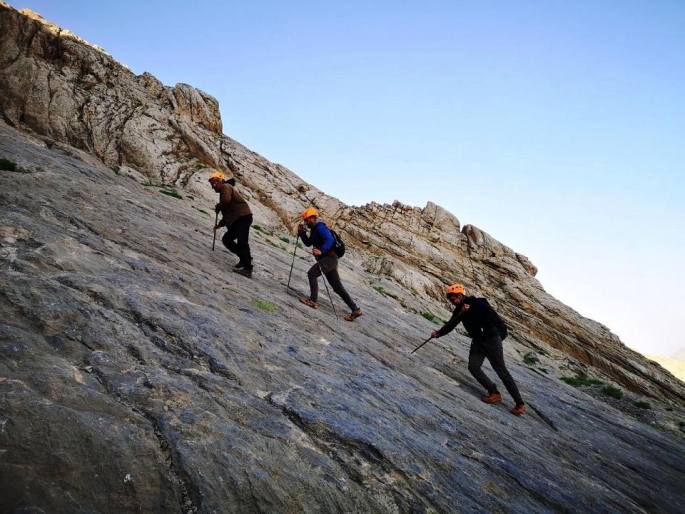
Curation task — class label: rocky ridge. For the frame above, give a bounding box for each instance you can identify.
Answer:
[1,2,682,403]
[1,3,685,513]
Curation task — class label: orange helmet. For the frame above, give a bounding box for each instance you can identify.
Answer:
[446,284,465,296]
[301,207,319,220]
[208,171,225,182]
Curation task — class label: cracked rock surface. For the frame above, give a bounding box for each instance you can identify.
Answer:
[2,120,685,513]
[2,3,685,513]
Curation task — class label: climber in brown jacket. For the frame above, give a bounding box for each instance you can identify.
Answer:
[209,172,254,278]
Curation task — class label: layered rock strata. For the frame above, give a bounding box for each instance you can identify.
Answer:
[1,3,682,404]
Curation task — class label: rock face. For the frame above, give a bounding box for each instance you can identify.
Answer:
[1,4,685,514]
[647,355,685,383]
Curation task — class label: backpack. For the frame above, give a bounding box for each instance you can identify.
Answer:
[330,229,346,258]
[482,298,508,340]
[493,311,508,340]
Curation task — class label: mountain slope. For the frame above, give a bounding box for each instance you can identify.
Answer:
[1,3,685,513]
[2,112,685,514]
[0,3,682,405]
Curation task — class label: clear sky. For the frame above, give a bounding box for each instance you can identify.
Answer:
[9,1,685,357]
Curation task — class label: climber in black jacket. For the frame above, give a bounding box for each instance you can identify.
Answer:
[430,284,526,415]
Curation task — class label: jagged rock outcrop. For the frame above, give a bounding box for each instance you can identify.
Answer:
[3,117,685,514]
[2,0,683,406]
[2,4,685,513]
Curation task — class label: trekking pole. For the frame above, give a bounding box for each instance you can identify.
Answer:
[286,233,300,290]
[317,261,338,319]
[411,336,434,355]
[212,212,218,251]
[411,310,464,355]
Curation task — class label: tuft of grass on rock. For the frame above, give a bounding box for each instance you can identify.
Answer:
[0,157,18,171]
[253,299,275,312]
[373,286,387,296]
[159,189,183,199]
[141,182,157,187]
[561,375,605,387]
[601,385,623,399]
[539,367,549,374]
[420,312,444,325]
[633,400,651,409]
[195,207,210,216]
[280,236,290,244]
[195,163,207,170]
[523,352,539,366]
[109,165,120,175]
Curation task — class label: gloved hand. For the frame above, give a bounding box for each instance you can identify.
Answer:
[215,203,221,213]
[297,224,306,234]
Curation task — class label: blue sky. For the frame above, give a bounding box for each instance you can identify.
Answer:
[10,1,685,356]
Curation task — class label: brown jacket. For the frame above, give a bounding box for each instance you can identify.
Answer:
[216,182,252,227]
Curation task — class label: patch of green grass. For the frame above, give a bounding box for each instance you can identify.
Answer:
[523,352,539,366]
[253,225,262,232]
[109,165,121,175]
[539,367,549,374]
[420,312,444,325]
[141,182,157,187]
[633,400,651,409]
[561,376,605,387]
[195,207,210,216]
[195,163,207,170]
[159,189,183,199]
[601,385,623,399]
[280,236,290,244]
[373,286,387,296]
[0,158,17,171]
[186,195,195,200]
[253,299,275,312]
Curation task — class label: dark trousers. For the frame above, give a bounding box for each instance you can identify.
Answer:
[222,214,253,267]
[308,254,358,311]
[468,333,523,405]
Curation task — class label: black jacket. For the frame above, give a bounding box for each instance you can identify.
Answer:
[436,296,507,342]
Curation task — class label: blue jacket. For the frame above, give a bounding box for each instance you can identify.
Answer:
[300,221,335,256]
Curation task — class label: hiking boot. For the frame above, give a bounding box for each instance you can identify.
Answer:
[483,392,503,404]
[234,266,252,278]
[511,404,526,416]
[233,261,245,270]
[299,298,317,309]
[344,309,363,322]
